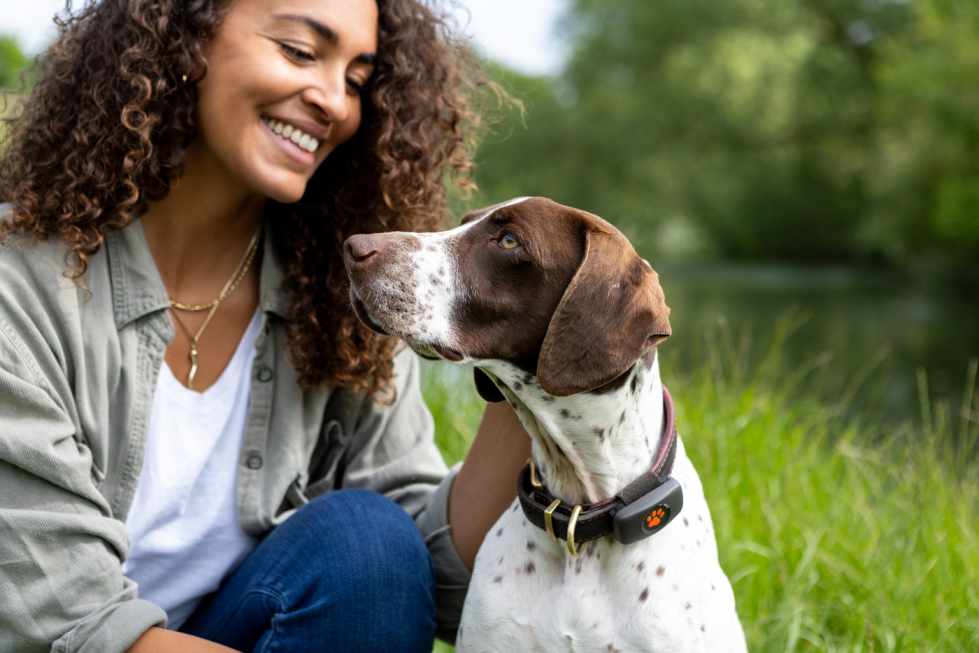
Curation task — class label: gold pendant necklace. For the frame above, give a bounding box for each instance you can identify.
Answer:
[169,228,261,390]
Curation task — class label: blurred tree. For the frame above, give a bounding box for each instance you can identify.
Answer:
[0,35,28,89]
[472,0,979,286]
[544,0,911,260]
[871,0,979,276]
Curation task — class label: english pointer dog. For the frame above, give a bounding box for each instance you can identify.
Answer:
[343,197,747,652]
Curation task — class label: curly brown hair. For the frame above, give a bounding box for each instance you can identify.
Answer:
[0,0,490,397]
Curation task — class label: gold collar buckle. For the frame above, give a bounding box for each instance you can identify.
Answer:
[566,504,583,557]
[543,498,561,542]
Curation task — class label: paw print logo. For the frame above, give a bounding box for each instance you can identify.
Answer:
[644,506,669,531]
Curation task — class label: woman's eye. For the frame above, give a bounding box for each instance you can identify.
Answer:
[280,43,316,62]
[498,232,520,250]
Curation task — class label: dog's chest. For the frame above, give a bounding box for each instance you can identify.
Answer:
[456,449,745,653]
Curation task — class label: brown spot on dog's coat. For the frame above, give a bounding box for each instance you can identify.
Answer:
[656,565,665,577]
[526,541,536,551]
[524,561,536,574]
[639,588,649,602]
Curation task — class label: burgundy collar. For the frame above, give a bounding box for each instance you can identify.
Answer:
[517,386,683,555]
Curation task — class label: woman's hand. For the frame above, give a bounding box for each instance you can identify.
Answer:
[128,628,241,653]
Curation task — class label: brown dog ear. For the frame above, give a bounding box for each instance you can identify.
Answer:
[473,368,506,402]
[537,229,671,396]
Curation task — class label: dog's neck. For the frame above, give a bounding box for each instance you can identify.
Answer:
[486,351,664,505]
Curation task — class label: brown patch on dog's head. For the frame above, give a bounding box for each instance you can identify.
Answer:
[452,198,585,373]
[452,197,670,396]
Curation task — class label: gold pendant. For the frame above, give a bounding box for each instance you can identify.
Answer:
[188,340,199,390]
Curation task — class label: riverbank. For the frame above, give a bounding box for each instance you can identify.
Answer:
[423,343,979,652]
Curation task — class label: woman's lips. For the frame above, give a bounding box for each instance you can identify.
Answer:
[261,117,316,168]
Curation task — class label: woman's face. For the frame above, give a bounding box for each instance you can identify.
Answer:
[195,0,378,203]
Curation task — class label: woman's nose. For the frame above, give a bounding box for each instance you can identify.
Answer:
[303,71,351,124]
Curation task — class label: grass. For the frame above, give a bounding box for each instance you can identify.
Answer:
[421,321,979,652]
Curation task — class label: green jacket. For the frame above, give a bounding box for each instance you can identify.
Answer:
[0,205,470,652]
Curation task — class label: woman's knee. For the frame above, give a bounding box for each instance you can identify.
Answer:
[287,489,433,577]
[276,490,436,649]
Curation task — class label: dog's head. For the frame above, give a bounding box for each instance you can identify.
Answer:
[343,197,671,398]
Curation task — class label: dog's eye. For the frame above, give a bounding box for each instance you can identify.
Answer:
[498,232,520,250]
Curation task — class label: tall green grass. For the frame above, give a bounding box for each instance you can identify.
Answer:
[422,322,979,652]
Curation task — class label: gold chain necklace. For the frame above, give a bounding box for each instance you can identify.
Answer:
[169,228,261,390]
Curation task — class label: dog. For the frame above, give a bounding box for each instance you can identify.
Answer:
[343,197,746,652]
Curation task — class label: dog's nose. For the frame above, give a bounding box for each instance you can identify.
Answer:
[344,235,379,266]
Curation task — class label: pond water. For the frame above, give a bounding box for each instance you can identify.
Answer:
[658,263,979,429]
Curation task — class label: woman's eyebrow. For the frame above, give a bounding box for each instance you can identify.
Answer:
[271,13,376,65]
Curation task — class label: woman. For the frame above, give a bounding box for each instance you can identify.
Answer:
[0,1,529,651]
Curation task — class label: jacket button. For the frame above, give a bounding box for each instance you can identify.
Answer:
[256,365,273,382]
[245,453,264,470]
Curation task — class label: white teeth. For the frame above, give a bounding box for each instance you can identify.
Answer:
[264,117,319,153]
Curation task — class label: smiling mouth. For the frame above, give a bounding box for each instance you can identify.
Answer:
[261,116,322,154]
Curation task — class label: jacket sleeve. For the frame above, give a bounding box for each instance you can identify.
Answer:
[0,328,166,653]
[338,347,472,642]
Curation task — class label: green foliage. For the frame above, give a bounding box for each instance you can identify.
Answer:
[471,0,979,283]
[423,334,979,652]
[421,360,483,467]
[0,35,28,89]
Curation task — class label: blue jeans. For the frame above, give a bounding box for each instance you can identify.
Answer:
[180,490,437,652]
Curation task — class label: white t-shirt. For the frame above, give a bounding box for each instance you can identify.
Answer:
[123,310,262,629]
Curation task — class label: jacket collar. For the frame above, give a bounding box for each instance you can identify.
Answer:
[105,218,292,330]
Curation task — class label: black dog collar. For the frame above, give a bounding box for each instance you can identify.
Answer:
[517,386,683,556]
